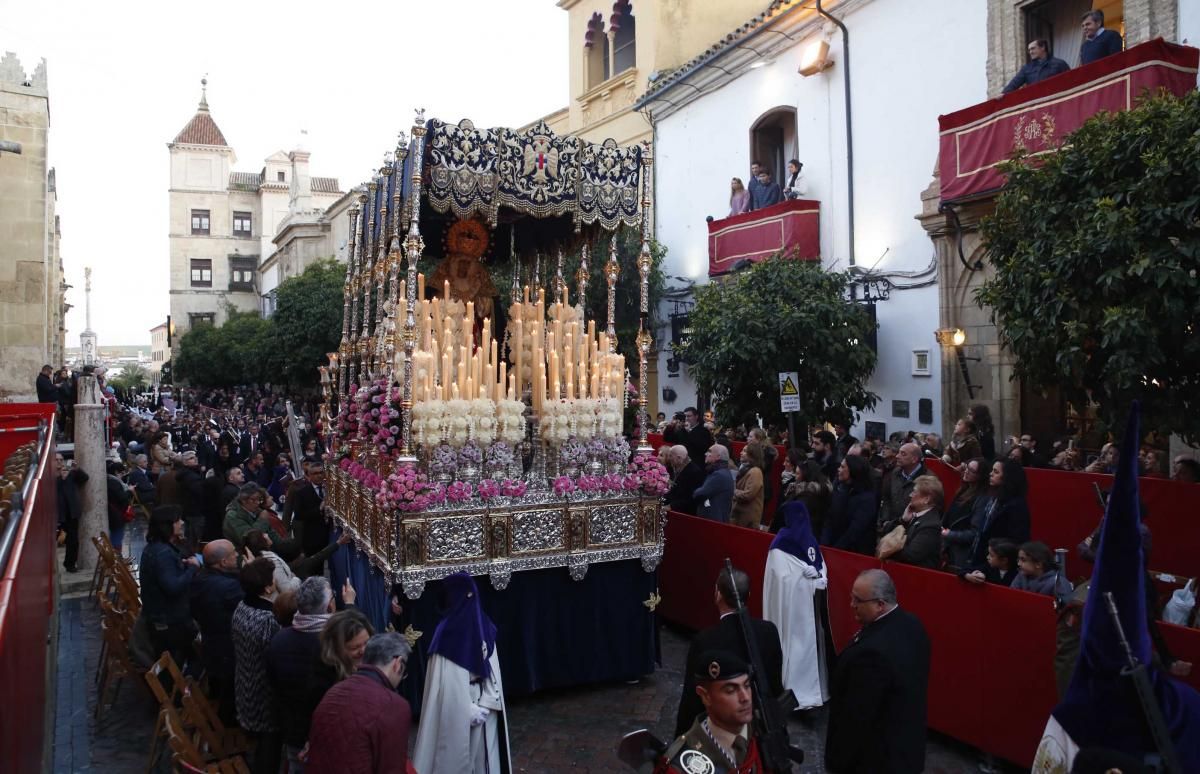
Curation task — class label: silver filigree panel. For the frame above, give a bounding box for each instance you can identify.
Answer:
[588,504,637,545]
[426,515,485,562]
[511,509,566,553]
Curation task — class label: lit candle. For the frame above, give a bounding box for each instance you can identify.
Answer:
[514,318,523,394]
[508,374,516,402]
[441,352,451,401]
[418,272,425,299]
[443,279,451,300]
[498,361,506,403]
[452,382,459,401]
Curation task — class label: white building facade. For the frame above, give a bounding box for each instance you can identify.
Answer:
[167,84,342,350]
[640,0,988,438]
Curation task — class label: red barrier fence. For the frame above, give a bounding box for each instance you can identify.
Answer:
[659,510,1200,769]
[0,403,57,772]
[926,458,1200,580]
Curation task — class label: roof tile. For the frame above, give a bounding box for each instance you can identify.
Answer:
[172,110,229,146]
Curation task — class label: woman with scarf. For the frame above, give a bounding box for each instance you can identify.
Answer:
[413,572,511,774]
[762,501,831,709]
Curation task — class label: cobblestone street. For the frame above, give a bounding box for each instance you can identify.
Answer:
[53,545,991,773]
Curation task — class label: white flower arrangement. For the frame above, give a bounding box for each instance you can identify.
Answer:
[496,399,526,445]
[446,398,471,448]
[596,397,622,438]
[413,399,448,450]
[470,398,496,445]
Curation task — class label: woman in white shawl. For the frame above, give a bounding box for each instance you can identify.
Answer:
[762,500,831,709]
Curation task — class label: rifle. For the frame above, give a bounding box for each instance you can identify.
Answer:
[723,558,804,771]
[1103,591,1182,774]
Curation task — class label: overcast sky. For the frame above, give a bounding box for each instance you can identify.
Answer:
[3,0,567,346]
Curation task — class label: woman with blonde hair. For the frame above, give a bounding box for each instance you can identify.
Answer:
[729,177,751,216]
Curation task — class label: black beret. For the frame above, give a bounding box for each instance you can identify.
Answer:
[693,650,749,682]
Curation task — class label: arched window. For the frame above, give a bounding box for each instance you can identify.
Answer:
[611,1,636,75]
[749,107,798,190]
[585,12,610,88]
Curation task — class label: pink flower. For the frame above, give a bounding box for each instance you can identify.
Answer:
[553,476,576,497]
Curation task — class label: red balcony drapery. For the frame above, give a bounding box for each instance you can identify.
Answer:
[938,39,1199,204]
[707,199,820,277]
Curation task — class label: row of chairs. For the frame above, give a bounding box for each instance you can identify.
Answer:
[0,440,38,534]
[90,531,251,773]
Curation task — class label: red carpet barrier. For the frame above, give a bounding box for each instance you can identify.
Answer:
[0,403,57,773]
[927,459,1200,579]
[659,511,1200,768]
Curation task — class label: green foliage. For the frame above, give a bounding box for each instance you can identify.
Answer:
[267,258,347,387]
[676,257,878,428]
[977,91,1200,442]
[174,260,346,389]
[109,362,148,392]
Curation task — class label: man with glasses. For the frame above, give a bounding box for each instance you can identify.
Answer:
[825,569,930,774]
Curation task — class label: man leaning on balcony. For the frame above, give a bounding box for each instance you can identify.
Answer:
[1080,9,1123,66]
[1002,39,1070,94]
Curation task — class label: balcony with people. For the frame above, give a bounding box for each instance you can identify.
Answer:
[706,126,821,278]
[938,27,1198,205]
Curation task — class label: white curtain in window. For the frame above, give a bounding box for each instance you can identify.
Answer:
[1051,0,1090,68]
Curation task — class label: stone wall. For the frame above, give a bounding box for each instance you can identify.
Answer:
[0,53,55,402]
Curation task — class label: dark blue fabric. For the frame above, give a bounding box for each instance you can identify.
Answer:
[427,572,497,679]
[327,536,389,632]
[367,558,659,720]
[1054,402,1200,768]
[770,500,824,571]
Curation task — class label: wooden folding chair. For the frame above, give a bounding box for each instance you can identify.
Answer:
[162,708,249,774]
[158,651,249,760]
[95,615,143,720]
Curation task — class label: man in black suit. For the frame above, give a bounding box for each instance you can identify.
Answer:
[289,461,330,576]
[36,365,57,403]
[681,407,714,470]
[674,566,785,737]
[826,569,930,774]
[665,445,705,515]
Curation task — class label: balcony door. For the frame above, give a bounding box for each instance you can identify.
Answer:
[750,107,797,191]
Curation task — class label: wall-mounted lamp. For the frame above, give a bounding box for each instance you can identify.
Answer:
[935,328,982,399]
[798,39,833,76]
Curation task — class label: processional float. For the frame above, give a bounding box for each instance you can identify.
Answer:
[321,110,665,599]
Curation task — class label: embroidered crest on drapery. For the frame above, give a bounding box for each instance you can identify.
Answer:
[424,119,643,231]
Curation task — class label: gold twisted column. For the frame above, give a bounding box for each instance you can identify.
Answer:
[605,233,619,351]
[576,240,590,315]
[636,140,654,453]
[399,110,428,463]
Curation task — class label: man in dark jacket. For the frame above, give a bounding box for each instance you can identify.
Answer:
[674,566,785,738]
[666,445,705,515]
[1003,38,1070,93]
[681,407,714,469]
[878,443,926,528]
[266,577,334,770]
[290,462,329,561]
[306,632,413,774]
[36,365,57,403]
[826,569,930,774]
[1079,9,1122,65]
[56,453,88,572]
[190,539,243,725]
[175,450,206,548]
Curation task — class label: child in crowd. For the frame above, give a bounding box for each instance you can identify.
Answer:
[1012,541,1062,596]
[962,538,1019,586]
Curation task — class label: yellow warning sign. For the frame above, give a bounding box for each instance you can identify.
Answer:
[778,371,801,412]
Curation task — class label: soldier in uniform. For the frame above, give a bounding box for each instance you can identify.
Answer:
[659,651,769,774]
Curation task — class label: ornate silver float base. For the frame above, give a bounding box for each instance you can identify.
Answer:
[325,467,665,600]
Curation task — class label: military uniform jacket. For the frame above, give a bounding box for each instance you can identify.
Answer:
[658,717,767,774]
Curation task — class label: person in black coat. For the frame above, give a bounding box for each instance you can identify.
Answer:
[55,452,88,572]
[190,539,244,725]
[266,577,335,767]
[665,445,704,515]
[680,407,714,469]
[290,462,329,561]
[1079,9,1122,65]
[826,569,930,774]
[674,566,785,738]
[965,458,1031,569]
[175,451,206,549]
[821,455,879,556]
[36,365,57,403]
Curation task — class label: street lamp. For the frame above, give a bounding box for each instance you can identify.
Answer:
[935,328,981,399]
